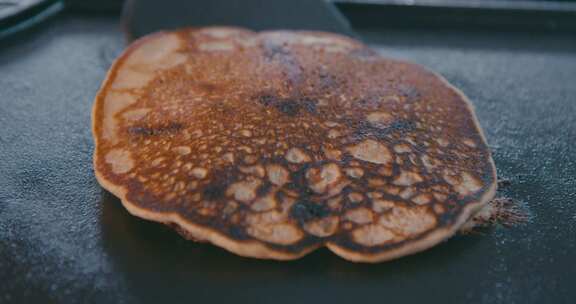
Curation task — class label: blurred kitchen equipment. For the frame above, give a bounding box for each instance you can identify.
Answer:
[122,0,356,41]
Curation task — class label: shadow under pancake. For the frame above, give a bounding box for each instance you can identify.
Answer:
[99,189,487,303]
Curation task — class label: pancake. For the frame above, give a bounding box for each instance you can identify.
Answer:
[92,27,496,262]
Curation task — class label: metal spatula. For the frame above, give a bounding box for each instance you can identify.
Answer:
[122,0,357,41]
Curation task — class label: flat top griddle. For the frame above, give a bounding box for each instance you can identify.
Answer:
[1,4,575,304]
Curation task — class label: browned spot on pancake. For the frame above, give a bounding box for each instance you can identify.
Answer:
[285,147,311,164]
[366,112,393,128]
[128,122,183,137]
[226,179,262,203]
[379,206,437,236]
[246,211,303,245]
[304,216,339,237]
[266,164,289,186]
[347,139,392,165]
[394,143,412,153]
[191,167,208,179]
[372,199,396,213]
[393,170,423,186]
[252,192,278,211]
[306,163,342,194]
[352,225,395,246]
[105,149,134,174]
[323,146,342,161]
[412,194,432,205]
[345,207,374,224]
[348,192,364,203]
[345,167,364,179]
[239,165,265,178]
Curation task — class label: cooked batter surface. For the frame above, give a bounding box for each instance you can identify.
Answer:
[92,27,496,262]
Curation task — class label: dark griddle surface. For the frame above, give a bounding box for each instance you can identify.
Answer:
[1,14,575,304]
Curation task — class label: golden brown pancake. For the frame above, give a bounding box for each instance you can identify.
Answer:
[92,27,496,262]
